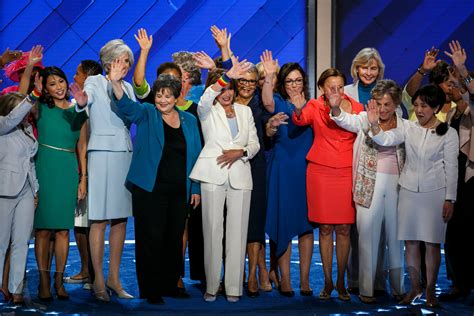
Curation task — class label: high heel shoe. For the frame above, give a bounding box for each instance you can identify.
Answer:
[268,270,280,289]
[336,286,351,301]
[319,287,333,300]
[12,294,25,306]
[106,282,134,299]
[54,272,69,300]
[93,284,110,303]
[0,288,12,301]
[398,290,422,305]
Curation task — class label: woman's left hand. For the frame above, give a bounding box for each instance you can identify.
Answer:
[34,194,39,209]
[217,149,243,168]
[442,201,454,223]
[77,176,87,200]
[190,194,201,209]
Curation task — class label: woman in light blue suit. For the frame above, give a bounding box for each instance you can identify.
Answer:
[110,57,201,305]
[0,93,38,305]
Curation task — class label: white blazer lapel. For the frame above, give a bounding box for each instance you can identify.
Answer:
[216,103,232,135]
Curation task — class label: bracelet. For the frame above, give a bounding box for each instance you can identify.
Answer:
[217,73,231,87]
[463,74,473,86]
[80,174,88,178]
[229,51,234,58]
[30,88,41,100]
[417,67,426,76]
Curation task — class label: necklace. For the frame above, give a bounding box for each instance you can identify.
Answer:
[422,117,438,129]
[379,115,396,131]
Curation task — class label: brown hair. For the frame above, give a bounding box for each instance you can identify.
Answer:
[317,68,347,88]
[371,79,402,105]
[0,92,27,116]
[276,62,310,100]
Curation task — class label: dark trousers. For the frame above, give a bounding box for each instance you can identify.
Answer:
[444,177,474,291]
[187,204,205,282]
[133,183,187,299]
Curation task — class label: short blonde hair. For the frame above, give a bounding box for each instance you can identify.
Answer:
[255,61,280,78]
[350,47,384,83]
[100,39,134,73]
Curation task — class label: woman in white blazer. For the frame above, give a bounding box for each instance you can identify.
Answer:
[368,84,459,307]
[190,62,260,303]
[0,93,38,305]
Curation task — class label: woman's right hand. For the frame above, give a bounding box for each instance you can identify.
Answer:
[27,45,43,66]
[134,28,153,51]
[268,112,289,128]
[260,49,278,76]
[421,47,440,72]
[33,72,43,93]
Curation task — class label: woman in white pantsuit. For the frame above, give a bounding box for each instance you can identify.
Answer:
[369,84,459,308]
[71,39,136,302]
[0,93,38,305]
[190,62,260,303]
[331,80,405,303]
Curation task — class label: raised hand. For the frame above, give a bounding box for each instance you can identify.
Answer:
[28,45,44,66]
[226,59,252,79]
[193,51,216,70]
[109,58,127,82]
[421,47,440,72]
[260,50,278,75]
[134,28,153,50]
[211,25,229,49]
[0,48,22,66]
[444,40,466,68]
[367,99,380,125]
[69,83,88,106]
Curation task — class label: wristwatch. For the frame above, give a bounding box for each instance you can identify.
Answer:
[445,199,456,204]
[242,149,248,157]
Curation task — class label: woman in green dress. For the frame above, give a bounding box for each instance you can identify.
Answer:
[31,66,87,301]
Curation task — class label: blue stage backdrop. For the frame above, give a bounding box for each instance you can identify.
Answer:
[0,0,306,90]
[336,0,474,87]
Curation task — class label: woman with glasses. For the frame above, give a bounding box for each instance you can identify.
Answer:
[292,68,363,301]
[262,50,315,297]
[234,63,273,296]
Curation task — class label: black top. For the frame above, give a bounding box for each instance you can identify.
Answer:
[156,121,187,187]
[450,114,467,185]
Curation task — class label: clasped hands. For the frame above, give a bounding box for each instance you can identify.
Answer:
[217,149,244,169]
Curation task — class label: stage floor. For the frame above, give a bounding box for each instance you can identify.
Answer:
[1,219,473,315]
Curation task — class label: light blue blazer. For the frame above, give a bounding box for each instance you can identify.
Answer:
[114,95,201,200]
[78,75,136,152]
[0,97,38,197]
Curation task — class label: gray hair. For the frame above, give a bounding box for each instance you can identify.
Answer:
[245,62,259,80]
[350,47,385,83]
[100,39,134,73]
[371,79,402,105]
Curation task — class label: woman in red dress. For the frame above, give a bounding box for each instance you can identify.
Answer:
[292,68,363,300]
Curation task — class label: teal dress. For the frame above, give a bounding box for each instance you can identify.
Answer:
[34,103,87,229]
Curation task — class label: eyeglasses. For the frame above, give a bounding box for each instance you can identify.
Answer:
[284,78,303,86]
[238,78,257,86]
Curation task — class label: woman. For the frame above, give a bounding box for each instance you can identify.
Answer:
[71,39,136,302]
[344,48,388,294]
[189,61,259,303]
[234,63,272,296]
[30,64,87,301]
[441,40,474,300]
[0,93,38,305]
[292,68,363,301]
[368,84,458,307]
[111,58,201,304]
[262,50,315,298]
[132,28,205,287]
[330,79,405,303]
[64,59,103,288]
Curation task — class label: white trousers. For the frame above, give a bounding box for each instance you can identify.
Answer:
[201,180,251,296]
[0,181,34,294]
[357,172,405,297]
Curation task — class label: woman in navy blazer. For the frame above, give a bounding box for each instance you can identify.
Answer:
[110,58,201,305]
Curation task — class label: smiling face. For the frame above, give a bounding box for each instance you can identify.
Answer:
[374,94,397,121]
[237,72,257,100]
[413,96,438,126]
[216,87,234,107]
[357,58,379,86]
[154,88,177,114]
[45,74,68,101]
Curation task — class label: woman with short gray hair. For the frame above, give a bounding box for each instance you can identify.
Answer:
[71,38,136,302]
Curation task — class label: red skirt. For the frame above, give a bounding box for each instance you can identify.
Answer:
[307,162,355,224]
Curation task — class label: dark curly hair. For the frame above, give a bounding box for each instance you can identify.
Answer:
[277,63,310,101]
[81,60,103,77]
[39,66,70,108]
[412,84,448,135]
[152,74,182,99]
[156,62,182,79]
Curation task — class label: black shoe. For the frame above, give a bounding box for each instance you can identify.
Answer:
[279,289,295,297]
[164,288,190,299]
[347,287,359,295]
[147,296,164,305]
[374,289,387,297]
[246,288,260,298]
[300,289,313,296]
[38,294,54,302]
